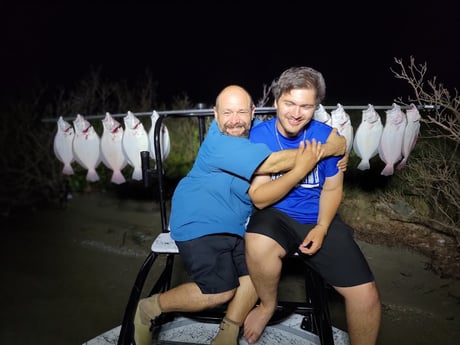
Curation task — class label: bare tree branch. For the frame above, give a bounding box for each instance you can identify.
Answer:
[384,57,460,243]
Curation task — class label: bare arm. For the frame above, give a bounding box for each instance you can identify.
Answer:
[250,140,323,209]
[322,128,346,156]
[298,172,344,255]
[254,128,347,175]
[254,149,297,175]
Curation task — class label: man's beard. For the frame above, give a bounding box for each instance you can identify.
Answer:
[222,124,250,138]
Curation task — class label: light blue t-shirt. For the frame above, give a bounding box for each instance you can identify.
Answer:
[249,118,341,224]
[170,120,272,241]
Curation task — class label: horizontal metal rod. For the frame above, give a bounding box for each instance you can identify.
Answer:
[41,104,439,123]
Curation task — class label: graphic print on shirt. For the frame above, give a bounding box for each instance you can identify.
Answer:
[271,165,320,189]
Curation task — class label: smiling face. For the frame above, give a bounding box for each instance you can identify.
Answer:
[213,85,254,138]
[274,88,317,138]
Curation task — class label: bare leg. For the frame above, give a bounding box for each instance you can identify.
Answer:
[211,275,259,345]
[134,282,235,345]
[225,275,259,324]
[159,282,235,312]
[243,233,286,344]
[335,282,381,345]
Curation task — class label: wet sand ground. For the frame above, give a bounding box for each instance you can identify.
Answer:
[1,192,459,345]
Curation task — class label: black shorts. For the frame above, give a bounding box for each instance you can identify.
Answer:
[175,233,248,294]
[246,208,374,287]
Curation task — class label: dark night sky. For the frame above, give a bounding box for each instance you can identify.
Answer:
[2,1,459,109]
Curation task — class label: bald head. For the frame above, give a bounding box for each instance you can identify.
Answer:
[213,85,254,137]
[215,85,252,110]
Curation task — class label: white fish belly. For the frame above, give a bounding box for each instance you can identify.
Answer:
[339,125,354,153]
[378,124,405,175]
[401,122,420,159]
[122,130,149,180]
[101,134,127,171]
[73,135,101,175]
[379,124,405,163]
[396,121,420,170]
[353,123,383,170]
[53,133,75,174]
[148,126,171,161]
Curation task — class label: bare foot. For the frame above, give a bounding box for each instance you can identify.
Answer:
[243,304,274,344]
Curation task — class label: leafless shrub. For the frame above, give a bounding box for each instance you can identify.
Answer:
[255,83,275,121]
[1,68,162,217]
[392,56,459,144]
[0,92,64,216]
[384,57,459,242]
[45,67,159,118]
[256,83,273,107]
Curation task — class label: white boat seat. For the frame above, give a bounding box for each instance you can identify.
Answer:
[151,231,301,257]
[151,232,179,253]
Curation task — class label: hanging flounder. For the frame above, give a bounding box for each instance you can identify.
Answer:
[72,114,101,182]
[331,103,354,153]
[53,116,75,175]
[378,103,407,176]
[148,110,171,166]
[313,104,332,126]
[100,112,128,184]
[352,104,383,170]
[122,111,149,181]
[396,103,421,170]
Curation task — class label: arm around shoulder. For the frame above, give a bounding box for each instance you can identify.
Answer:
[323,128,346,157]
[254,150,297,175]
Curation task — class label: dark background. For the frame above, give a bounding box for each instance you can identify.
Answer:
[2,1,459,109]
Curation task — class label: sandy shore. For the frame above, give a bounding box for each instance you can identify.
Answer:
[1,192,459,345]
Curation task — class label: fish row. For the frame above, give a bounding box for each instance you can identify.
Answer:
[53,111,170,184]
[314,103,421,176]
[54,103,421,182]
